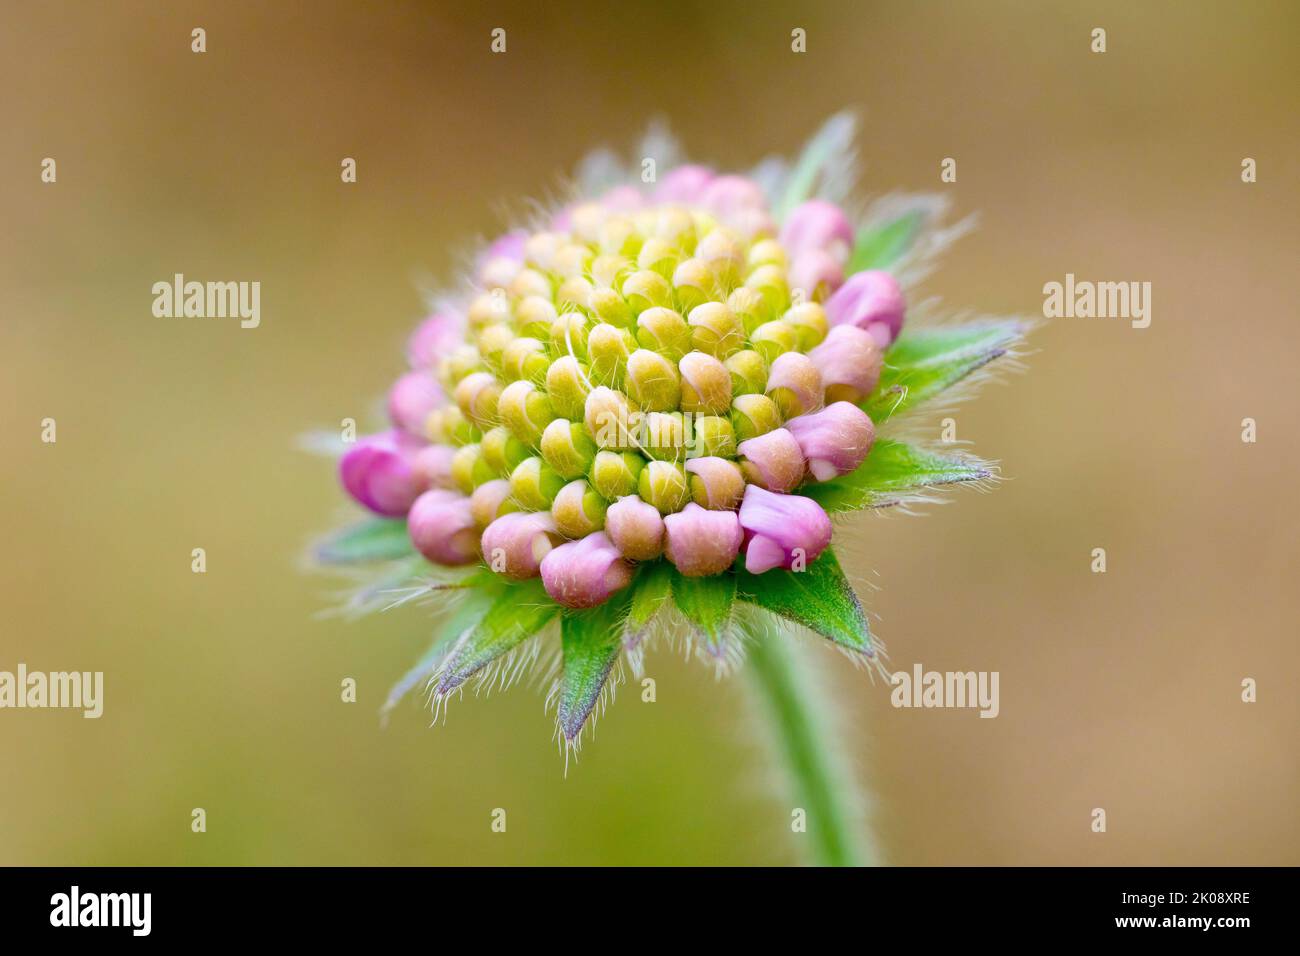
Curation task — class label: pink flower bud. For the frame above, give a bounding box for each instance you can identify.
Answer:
[387,371,443,436]
[653,165,715,204]
[601,185,645,213]
[540,532,635,609]
[604,494,665,561]
[825,270,906,348]
[406,311,463,369]
[469,479,514,527]
[411,443,457,491]
[339,430,424,517]
[701,175,767,223]
[663,504,743,577]
[785,402,876,482]
[766,351,824,419]
[808,324,882,404]
[788,249,845,301]
[737,427,806,493]
[408,490,479,565]
[480,511,562,580]
[738,485,833,574]
[484,230,527,264]
[779,199,854,262]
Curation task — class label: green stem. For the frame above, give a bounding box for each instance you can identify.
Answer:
[744,622,875,866]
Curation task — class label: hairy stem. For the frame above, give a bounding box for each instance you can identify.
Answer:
[744,621,876,866]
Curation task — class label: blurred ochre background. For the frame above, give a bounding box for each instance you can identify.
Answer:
[1,0,1297,865]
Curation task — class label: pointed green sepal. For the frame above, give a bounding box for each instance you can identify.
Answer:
[846,209,924,274]
[314,518,413,564]
[803,438,993,513]
[671,570,736,651]
[557,592,632,741]
[624,560,673,648]
[862,320,1028,424]
[775,112,857,219]
[736,548,871,655]
[383,586,500,719]
[436,577,559,693]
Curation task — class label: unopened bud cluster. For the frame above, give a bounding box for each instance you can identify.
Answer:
[340,168,908,607]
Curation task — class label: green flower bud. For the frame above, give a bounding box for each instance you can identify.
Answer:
[553,242,593,278]
[454,371,502,428]
[500,336,550,385]
[637,459,690,515]
[695,227,744,289]
[540,419,597,479]
[477,321,518,370]
[589,286,635,328]
[745,264,790,318]
[555,276,593,313]
[637,237,679,279]
[498,379,554,446]
[750,320,799,363]
[747,238,787,271]
[678,351,733,414]
[724,349,768,396]
[545,355,592,420]
[508,456,566,510]
[689,414,736,459]
[655,207,697,250]
[523,231,565,271]
[635,306,691,362]
[685,457,745,510]
[438,344,484,390]
[589,450,646,500]
[549,312,590,361]
[550,479,609,538]
[622,269,673,315]
[686,302,745,358]
[731,393,783,442]
[671,257,715,313]
[514,295,558,339]
[426,405,478,446]
[468,292,510,329]
[625,349,682,411]
[570,204,609,245]
[587,322,637,387]
[509,267,552,300]
[727,287,768,335]
[470,479,515,528]
[782,302,829,350]
[451,443,495,494]
[481,425,531,477]
[590,254,633,290]
[641,411,687,461]
[584,386,634,450]
[599,216,642,257]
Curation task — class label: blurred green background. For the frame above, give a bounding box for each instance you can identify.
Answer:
[2,1,1297,865]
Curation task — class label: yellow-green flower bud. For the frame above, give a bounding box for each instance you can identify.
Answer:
[727,287,768,335]
[481,425,531,477]
[470,479,515,527]
[622,269,673,315]
[731,393,783,442]
[747,238,787,271]
[570,204,608,245]
[588,287,635,328]
[468,292,510,329]
[599,216,641,257]
[438,344,484,392]
[641,411,687,461]
[689,414,736,459]
[686,302,745,358]
[684,456,746,510]
[477,320,517,368]
[695,227,744,289]
[583,386,634,450]
[671,257,715,313]
[590,254,632,290]
[725,349,768,396]
[498,379,554,446]
[637,237,679,279]
[765,351,823,420]
[549,312,590,360]
[637,460,690,515]
[508,456,566,510]
[425,405,478,446]
[555,276,593,312]
[553,242,593,278]
[587,322,637,387]
[589,450,646,500]
[635,306,691,362]
[500,336,550,385]
[655,207,697,249]
[514,295,558,339]
[678,351,733,414]
[524,231,565,271]
[545,355,592,421]
[750,320,799,363]
[745,264,790,319]
[509,267,552,300]
[625,349,682,411]
[550,479,609,538]
[782,302,829,350]
[454,371,502,428]
[451,443,494,494]
[540,419,598,479]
